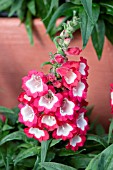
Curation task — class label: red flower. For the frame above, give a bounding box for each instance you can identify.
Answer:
[65,47,82,56]
[52,122,77,140]
[66,135,86,151]
[111,84,113,113]
[22,70,48,98]
[69,80,88,102]
[79,57,89,78]
[18,92,32,104]
[54,54,67,64]
[56,96,79,121]
[76,109,89,135]
[18,104,38,127]
[34,86,63,113]
[56,61,81,89]
[38,114,58,131]
[24,127,49,142]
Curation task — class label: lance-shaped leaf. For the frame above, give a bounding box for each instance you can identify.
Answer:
[40,162,77,170]
[91,19,105,60]
[80,0,92,20]
[0,0,13,11]
[0,131,27,145]
[14,147,40,165]
[86,144,113,170]
[79,4,100,48]
[25,10,33,45]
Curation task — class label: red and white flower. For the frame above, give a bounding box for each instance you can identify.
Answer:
[76,109,89,134]
[56,61,81,89]
[18,92,32,104]
[22,70,48,97]
[79,57,89,78]
[52,122,77,140]
[66,135,86,151]
[39,114,58,131]
[18,104,38,127]
[70,80,88,101]
[56,97,78,121]
[24,127,49,142]
[111,84,113,113]
[34,86,63,113]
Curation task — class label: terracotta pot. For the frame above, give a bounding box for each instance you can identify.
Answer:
[0,18,113,129]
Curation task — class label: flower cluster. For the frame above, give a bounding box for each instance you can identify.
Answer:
[18,16,89,151]
[18,51,89,151]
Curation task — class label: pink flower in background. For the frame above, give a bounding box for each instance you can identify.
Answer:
[0,114,6,122]
[111,84,113,113]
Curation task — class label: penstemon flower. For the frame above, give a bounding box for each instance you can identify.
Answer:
[18,16,89,151]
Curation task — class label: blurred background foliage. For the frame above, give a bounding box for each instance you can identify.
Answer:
[0,0,113,59]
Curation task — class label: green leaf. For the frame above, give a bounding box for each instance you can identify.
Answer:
[70,154,94,169]
[47,2,80,33]
[86,106,94,117]
[43,0,59,21]
[0,106,14,114]
[40,162,77,170]
[46,151,55,162]
[17,0,27,22]
[105,20,113,44]
[14,147,40,165]
[58,148,85,157]
[103,15,113,25]
[0,131,27,145]
[100,1,113,16]
[27,0,36,16]
[8,0,24,17]
[79,4,100,48]
[108,119,113,144]
[69,0,81,5]
[33,156,40,170]
[2,124,14,131]
[87,134,108,148]
[86,144,113,170]
[91,19,105,60]
[0,0,13,11]
[80,0,92,20]
[50,139,61,147]
[25,10,33,45]
[41,140,51,163]
[0,106,17,125]
[41,61,52,68]
[95,124,105,136]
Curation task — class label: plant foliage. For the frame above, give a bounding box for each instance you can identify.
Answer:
[0,106,113,169]
[0,0,113,59]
